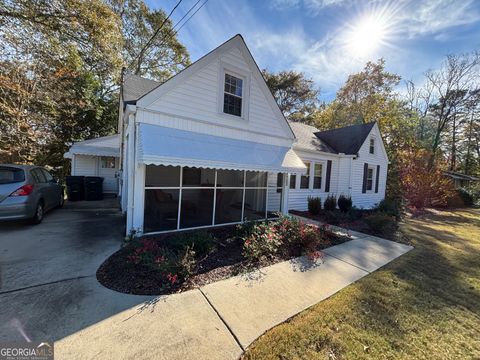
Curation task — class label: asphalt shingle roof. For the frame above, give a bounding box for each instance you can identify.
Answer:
[289,122,336,154]
[315,122,376,155]
[290,121,376,155]
[122,73,160,103]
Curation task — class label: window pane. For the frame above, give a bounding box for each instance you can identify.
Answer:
[244,188,266,220]
[300,162,310,189]
[313,177,322,189]
[217,169,243,187]
[180,189,214,228]
[182,167,215,187]
[146,165,180,187]
[246,171,267,187]
[101,157,116,169]
[267,187,282,218]
[215,189,243,224]
[144,189,179,232]
[224,74,243,97]
[289,174,296,189]
[223,94,242,116]
[314,163,322,176]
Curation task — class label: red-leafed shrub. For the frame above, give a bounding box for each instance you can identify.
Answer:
[397,149,455,209]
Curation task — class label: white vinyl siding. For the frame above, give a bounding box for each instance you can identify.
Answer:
[142,46,292,146]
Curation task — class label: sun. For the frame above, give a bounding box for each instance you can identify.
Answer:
[345,14,390,58]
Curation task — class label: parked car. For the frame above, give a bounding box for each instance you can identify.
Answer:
[0,165,64,224]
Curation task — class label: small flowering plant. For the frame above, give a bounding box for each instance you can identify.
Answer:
[241,214,334,264]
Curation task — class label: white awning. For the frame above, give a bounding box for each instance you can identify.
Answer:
[64,135,120,159]
[137,123,306,173]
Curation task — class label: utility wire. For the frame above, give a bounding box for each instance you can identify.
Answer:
[138,0,210,71]
[129,0,184,71]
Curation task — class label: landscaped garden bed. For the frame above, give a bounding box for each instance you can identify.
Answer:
[96,215,349,295]
[290,196,403,240]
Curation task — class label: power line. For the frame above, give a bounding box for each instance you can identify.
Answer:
[137,0,210,72]
[129,0,184,71]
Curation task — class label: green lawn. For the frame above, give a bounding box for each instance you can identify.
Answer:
[243,209,480,359]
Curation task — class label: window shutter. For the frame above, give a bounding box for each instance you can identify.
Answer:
[325,160,332,192]
[375,165,380,193]
[362,163,368,193]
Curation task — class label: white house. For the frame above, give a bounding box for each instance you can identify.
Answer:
[65,34,388,236]
[287,122,389,211]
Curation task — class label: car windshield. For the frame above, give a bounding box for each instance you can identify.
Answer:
[0,167,25,184]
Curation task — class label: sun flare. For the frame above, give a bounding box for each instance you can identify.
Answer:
[345,15,389,57]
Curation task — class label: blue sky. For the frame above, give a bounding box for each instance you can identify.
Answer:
[147,0,480,100]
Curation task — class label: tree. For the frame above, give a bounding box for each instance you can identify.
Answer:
[422,52,480,167]
[397,148,455,209]
[316,59,417,155]
[262,69,320,123]
[108,0,190,82]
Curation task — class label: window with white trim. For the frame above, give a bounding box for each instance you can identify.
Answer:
[223,73,243,117]
[369,138,375,154]
[289,174,296,189]
[313,163,322,189]
[300,162,310,189]
[366,167,374,191]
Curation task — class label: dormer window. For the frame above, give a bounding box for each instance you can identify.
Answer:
[223,73,243,117]
[369,138,375,154]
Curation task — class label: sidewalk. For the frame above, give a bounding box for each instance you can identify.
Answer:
[56,223,413,359]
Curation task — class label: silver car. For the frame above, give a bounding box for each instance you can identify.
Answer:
[0,165,64,224]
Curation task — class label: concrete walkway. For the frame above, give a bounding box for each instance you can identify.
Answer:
[56,220,412,359]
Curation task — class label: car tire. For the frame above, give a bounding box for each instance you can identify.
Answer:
[58,191,65,208]
[31,201,44,225]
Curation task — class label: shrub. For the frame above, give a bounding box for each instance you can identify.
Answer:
[242,215,333,263]
[397,148,455,209]
[324,195,337,211]
[165,231,215,257]
[337,195,352,213]
[347,206,362,221]
[363,212,397,237]
[375,198,402,218]
[307,196,322,215]
[456,188,474,206]
[242,222,282,262]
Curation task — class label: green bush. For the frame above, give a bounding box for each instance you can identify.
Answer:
[375,198,402,218]
[308,196,322,215]
[242,215,333,262]
[363,212,397,237]
[165,231,215,257]
[456,188,474,206]
[324,195,337,211]
[337,195,352,213]
[347,206,362,221]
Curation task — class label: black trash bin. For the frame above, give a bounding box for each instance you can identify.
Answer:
[84,176,104,201]
[65,176,85,201]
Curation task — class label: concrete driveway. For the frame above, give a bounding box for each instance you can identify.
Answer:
[0,199,152,342]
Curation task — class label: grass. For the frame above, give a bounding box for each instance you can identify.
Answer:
[242,208,480,359]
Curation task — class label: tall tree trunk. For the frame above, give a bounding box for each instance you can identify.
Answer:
[451,112,456,171]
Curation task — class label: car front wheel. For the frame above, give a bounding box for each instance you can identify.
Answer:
[31,202,44,224]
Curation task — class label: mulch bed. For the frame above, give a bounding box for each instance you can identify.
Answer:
[290,209,374,234]
[97,223,350,296]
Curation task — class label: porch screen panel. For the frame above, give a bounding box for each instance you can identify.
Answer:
[244,188,267,220]
[145,165,180,187]
[180,189,214,228]
[144,189,179,232]
[215,189,243,224]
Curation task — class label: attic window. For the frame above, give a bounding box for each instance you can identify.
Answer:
[223,73,243,117]
[369,138,375,154]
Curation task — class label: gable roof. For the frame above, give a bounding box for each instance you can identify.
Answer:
[289,122,336,154]
[135,34,295,140]
[122,73,160,103]
[315,122,376,155]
